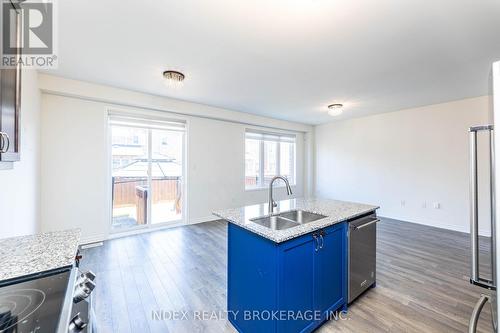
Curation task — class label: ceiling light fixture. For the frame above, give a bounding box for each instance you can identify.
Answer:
[327,103,343,116]
[163,70,185,87]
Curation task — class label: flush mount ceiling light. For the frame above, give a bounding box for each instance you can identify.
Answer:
[327,103,343,116]
[163,70,185,87]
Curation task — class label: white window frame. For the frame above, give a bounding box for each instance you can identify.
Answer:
[107,111,188,235]
[245,129,296,190]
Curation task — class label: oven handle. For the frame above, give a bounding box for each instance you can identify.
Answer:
[351,218,379,231]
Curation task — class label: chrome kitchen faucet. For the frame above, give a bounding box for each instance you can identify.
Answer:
[268,176,293,214]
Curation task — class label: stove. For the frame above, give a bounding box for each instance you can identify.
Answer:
[0,267,95,333]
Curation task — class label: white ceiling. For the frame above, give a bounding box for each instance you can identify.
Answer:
[46,0,500,125]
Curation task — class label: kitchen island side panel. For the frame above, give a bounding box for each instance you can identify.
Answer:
[228,222,279,333]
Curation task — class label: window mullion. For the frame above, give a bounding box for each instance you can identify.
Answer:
[259,139,264,187]
[147,128,153,226]
[276,140,280,178]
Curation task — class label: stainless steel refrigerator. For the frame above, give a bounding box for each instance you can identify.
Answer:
[468,60,500,332]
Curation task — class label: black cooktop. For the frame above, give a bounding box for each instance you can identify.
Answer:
[0,269,71,333]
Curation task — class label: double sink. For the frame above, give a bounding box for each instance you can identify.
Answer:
[250,210,327,230]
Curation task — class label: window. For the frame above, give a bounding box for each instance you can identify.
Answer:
[245,130,296,189]
[109,114,186,231]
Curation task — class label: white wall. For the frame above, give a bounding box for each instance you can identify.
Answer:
[0,70,41,239]
[315,96,492,235]
[40,96,109,242]
[188,118,305,223]
[39,75,311,243]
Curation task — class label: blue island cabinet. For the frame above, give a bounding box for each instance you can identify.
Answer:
[227,222,347,333]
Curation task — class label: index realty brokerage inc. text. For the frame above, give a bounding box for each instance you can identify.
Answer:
[151,310,350,321]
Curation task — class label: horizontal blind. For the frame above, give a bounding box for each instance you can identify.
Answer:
[245,129,296,143]
[109,113,186,131]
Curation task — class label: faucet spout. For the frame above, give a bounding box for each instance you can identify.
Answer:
[268,176,293,214]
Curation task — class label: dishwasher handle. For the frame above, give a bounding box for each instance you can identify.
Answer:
[351,218,379,231]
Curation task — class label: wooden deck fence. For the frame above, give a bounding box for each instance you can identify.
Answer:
[112,177,181,207]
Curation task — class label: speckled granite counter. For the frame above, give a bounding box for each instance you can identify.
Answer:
[213,198,378,243]
[0,229,81,282]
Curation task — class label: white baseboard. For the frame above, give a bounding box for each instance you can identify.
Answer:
[80,216,220,244]
[189,215,219,225]
[108,221,186,240]
[80,234,107,245]
[80,241,104,249]
[380,214,491,237]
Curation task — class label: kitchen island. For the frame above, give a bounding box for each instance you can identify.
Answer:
[214,198,378,333]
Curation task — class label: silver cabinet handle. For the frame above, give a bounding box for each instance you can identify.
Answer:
[468,294,489,333]
[352,218,379,231]
[0,133,10,153]
[319,230,324,249]
[313,233,319,252]
[3,133,10,153]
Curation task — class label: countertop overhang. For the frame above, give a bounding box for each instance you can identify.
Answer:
[213,198,379,243]
[0,228,81,282]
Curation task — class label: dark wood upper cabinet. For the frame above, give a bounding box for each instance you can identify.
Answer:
[0,1,22,162]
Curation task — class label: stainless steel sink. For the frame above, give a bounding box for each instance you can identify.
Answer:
[250,210,327,230]
[278,210,327,224]
[250,215,300,230]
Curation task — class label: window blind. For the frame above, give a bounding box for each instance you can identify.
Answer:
[245,129,296,143]
[109,113,186,132]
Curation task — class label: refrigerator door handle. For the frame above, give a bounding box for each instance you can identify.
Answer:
[470,129,479,283]
[469,294,490,333]
[469,127,496,290]
[490,128,497,292]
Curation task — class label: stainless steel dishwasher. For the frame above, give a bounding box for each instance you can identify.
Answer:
[348,211,378,303]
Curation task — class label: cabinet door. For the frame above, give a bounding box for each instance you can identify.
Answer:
[0,4,21,162]
[278,234,317,333]
[314,223,346,316]
[0,68,19,161]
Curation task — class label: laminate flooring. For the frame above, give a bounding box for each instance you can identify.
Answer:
[80,218,494,333]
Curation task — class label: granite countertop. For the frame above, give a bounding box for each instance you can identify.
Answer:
[213,198,379,243]
[0,229,81,282]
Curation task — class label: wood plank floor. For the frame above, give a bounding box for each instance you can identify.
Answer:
[80,218,494,333]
